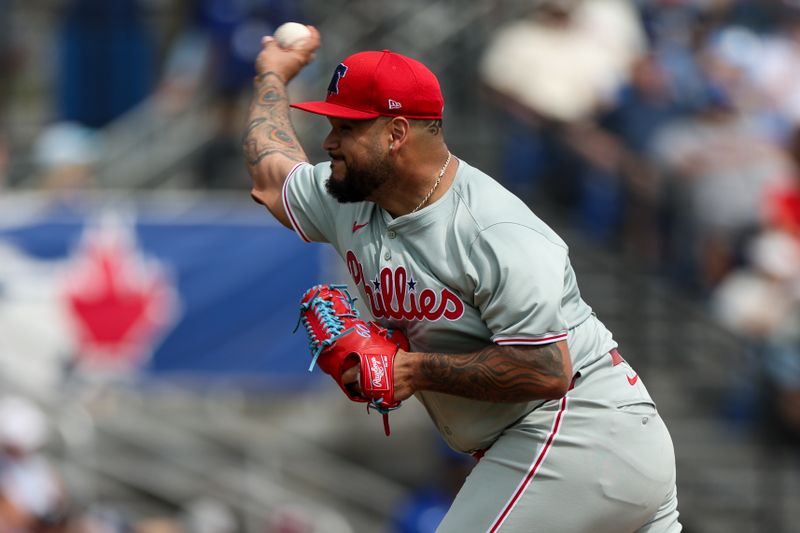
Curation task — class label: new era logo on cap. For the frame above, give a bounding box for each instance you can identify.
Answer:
[291,50,444,120]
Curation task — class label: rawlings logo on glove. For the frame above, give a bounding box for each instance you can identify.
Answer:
[368,355,388,389]
[295,284,409,435]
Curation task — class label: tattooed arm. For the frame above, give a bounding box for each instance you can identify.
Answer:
[243,27,320,227]
[345,340,572,403]
[403,341,572,402]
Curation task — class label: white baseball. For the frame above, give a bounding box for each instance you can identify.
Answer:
[273,22,311,49]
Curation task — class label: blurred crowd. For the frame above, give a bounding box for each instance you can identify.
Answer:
[480,0,800,444]
[0,391,367,533]
[0,393,222,533]
[0,0,304,191]
[0,391,470,533]
[0,395,66,533]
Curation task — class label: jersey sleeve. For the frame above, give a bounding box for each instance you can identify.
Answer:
[282,161,340,244]
[467,223,569,345]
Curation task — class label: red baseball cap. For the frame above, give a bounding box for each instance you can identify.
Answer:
[291,50,444,120]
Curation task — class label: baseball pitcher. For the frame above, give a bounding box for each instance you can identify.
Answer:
[242,25,682,533]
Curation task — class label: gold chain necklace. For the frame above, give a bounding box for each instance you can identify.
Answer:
[411,151,452,214]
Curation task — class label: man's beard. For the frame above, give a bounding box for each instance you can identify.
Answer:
[326,153,394,203]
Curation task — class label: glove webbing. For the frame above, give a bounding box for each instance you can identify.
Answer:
[294,285,359,372]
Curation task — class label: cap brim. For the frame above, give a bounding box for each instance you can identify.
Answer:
[290,101,380,119]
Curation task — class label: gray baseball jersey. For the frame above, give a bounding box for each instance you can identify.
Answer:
[282,157,681,532]
[284,158,619,451]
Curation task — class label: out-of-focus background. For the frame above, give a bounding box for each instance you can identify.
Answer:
[1,0,800,531]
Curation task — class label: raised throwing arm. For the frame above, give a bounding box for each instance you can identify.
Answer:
[242,27,320,227]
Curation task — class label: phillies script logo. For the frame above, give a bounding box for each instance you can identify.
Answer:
[346,250,464,321]
[368,355,388,389]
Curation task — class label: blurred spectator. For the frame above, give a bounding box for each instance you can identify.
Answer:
[0,395,67,532]
[649,78,790,289]
[190,0,299,97]
[57,0,156,129]
[635,0,711,112]
[181,497,236,533]
[479,0,645,240]
[711,229,800,442]
[482,0,644,125]
[590,53,687,259]
[711,230,800,339]
[156,0,287,113]
[155,0,302,190]
[711,121,800,444]
[31,122,100,192]
[750,8,800,135]
[604,53,686,154]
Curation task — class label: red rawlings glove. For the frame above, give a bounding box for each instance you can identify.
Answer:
[296,284,409,435]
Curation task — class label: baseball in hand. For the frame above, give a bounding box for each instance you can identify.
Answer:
[273,22,311,49]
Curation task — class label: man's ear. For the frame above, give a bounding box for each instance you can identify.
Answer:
[386,117,411,150]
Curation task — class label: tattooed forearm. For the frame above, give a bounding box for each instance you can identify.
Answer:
[255,71,285,85]
[259,86,287,107]
[242,71,307,168]
[243,117,267,137]
[243,126,305,165]
[418,343,568,402]
[244,143,304,166]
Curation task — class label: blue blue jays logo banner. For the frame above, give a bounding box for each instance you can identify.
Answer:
[0,193,324,391]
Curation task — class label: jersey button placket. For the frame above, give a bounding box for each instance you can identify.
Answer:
[383,227,396,262]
